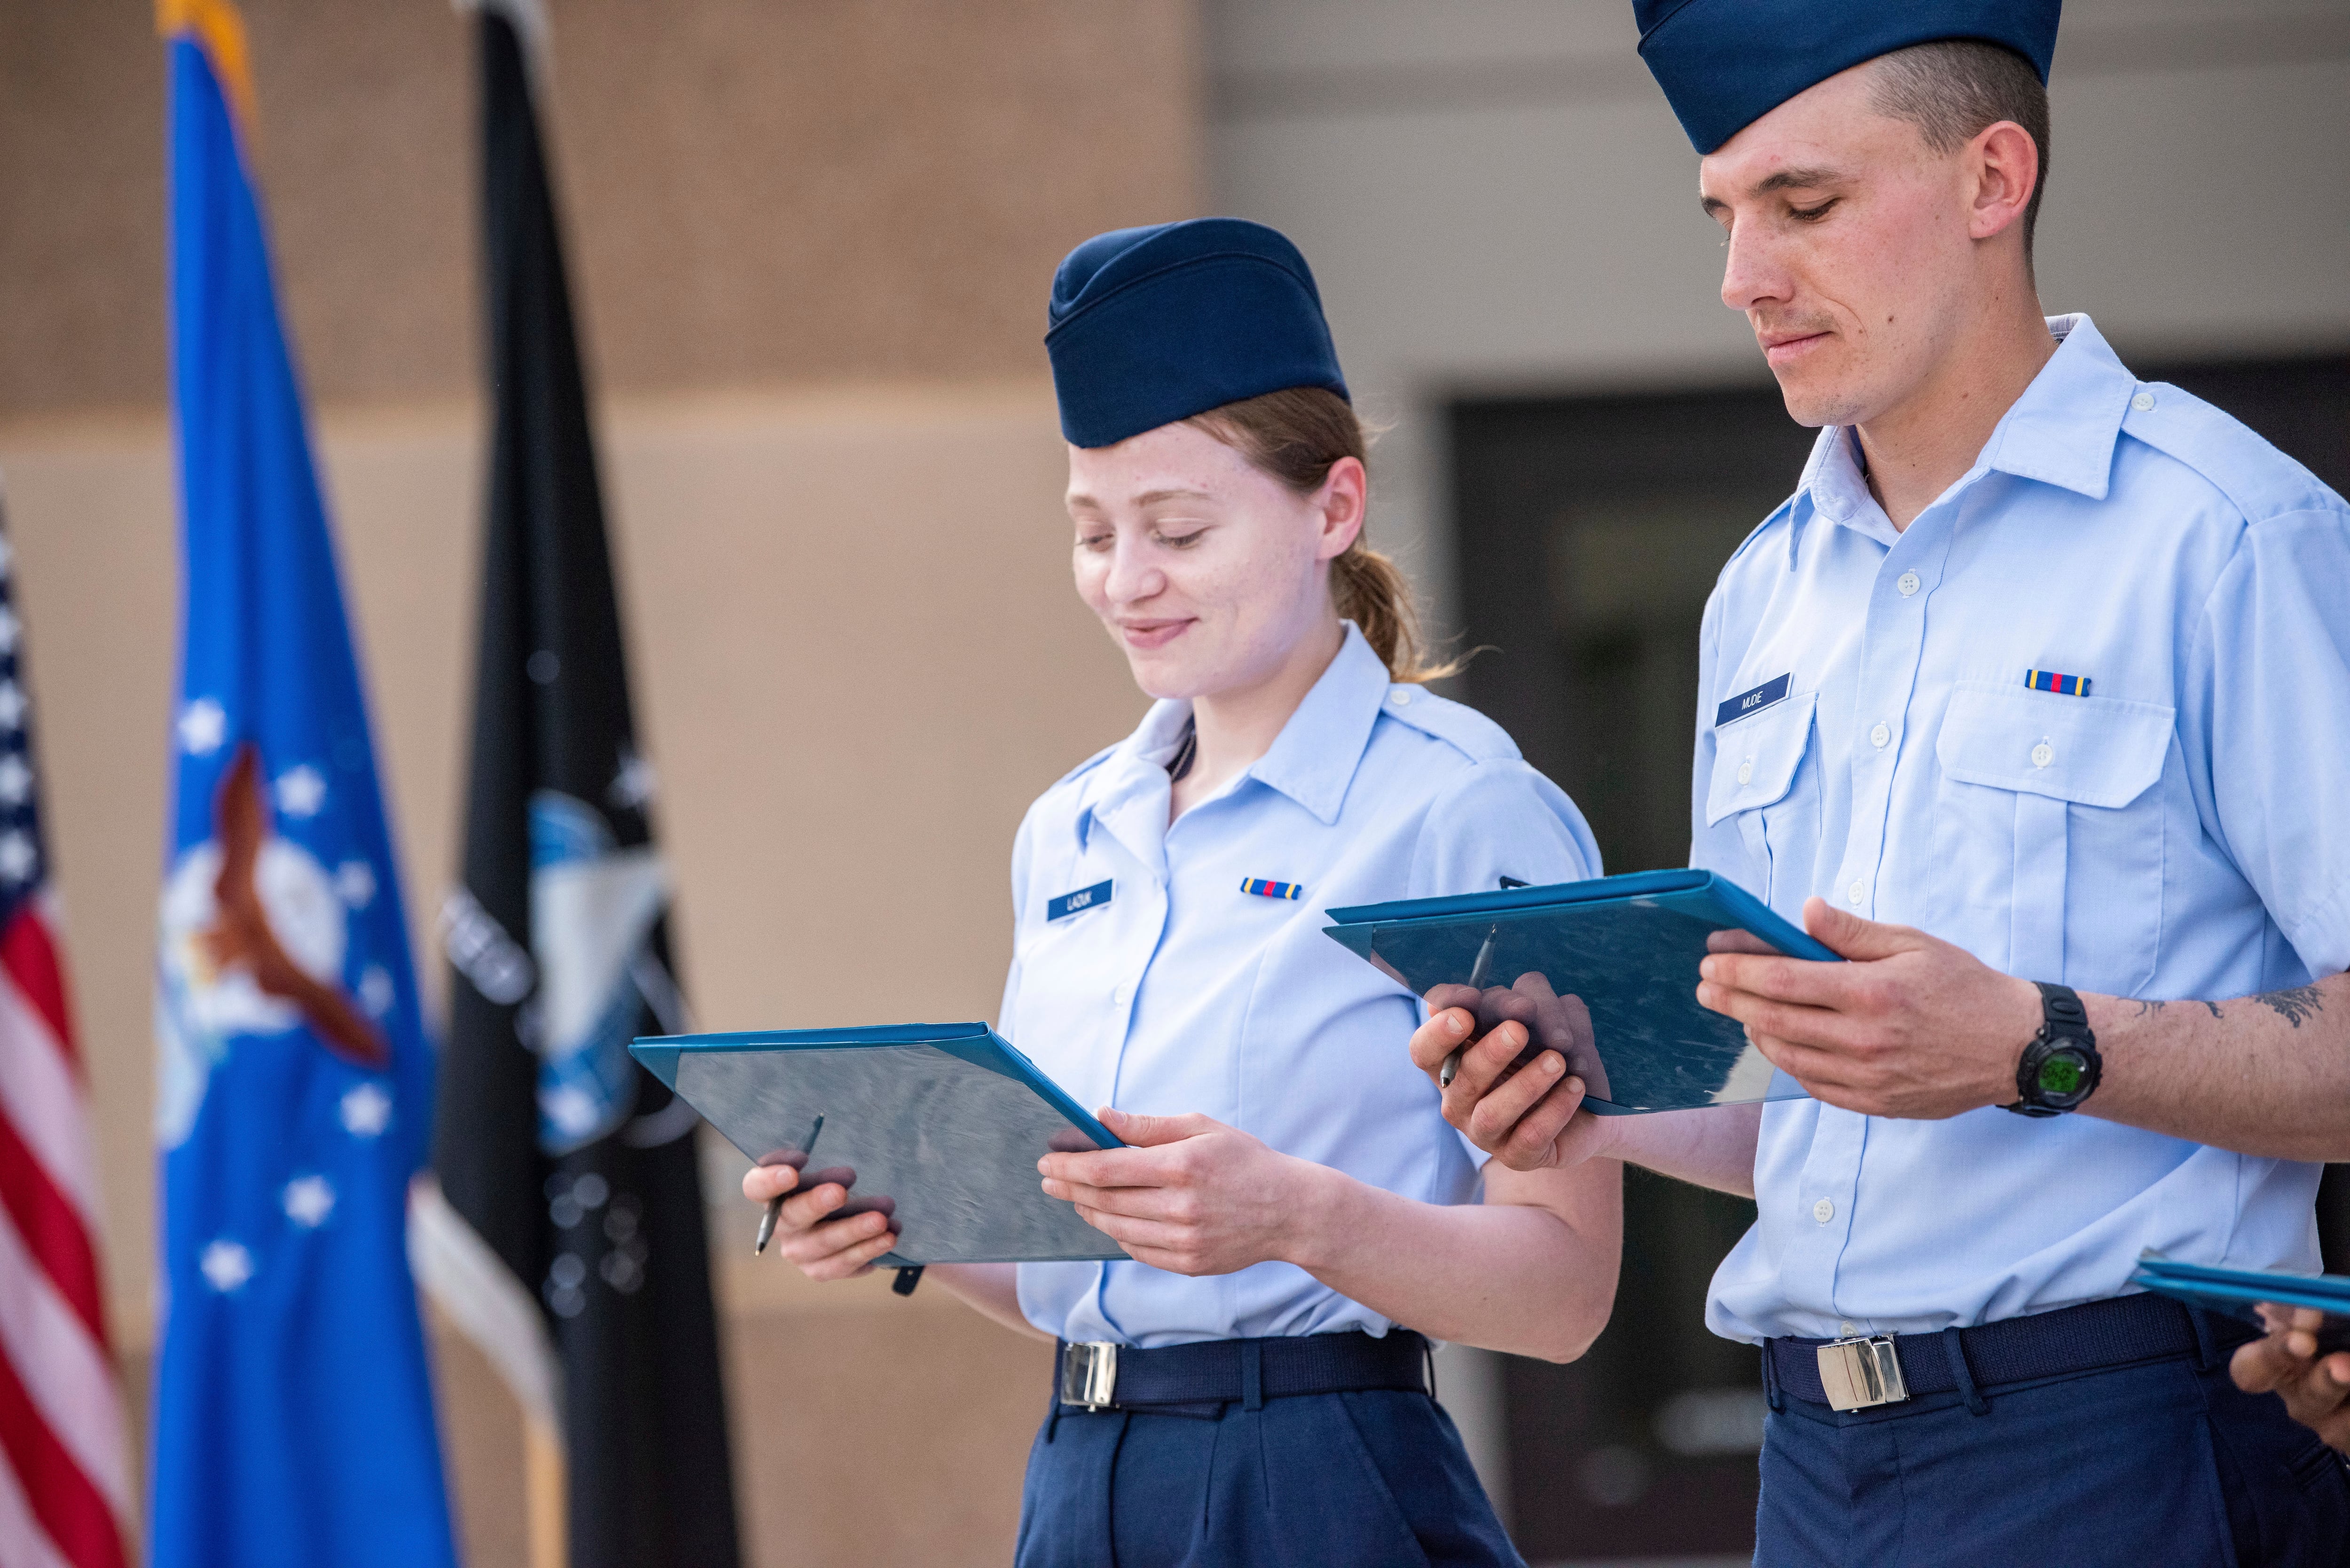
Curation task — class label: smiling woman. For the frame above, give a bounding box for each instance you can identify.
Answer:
[741,217,1621,1568]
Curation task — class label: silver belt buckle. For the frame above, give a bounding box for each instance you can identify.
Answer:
[1060,1342,1119,1411]
[1816,1335,1909,1411]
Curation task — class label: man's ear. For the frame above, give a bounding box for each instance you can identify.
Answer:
[1968,120,2039,242]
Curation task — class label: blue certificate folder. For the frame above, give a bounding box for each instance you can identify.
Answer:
[2131,1254,2350,1354]
[1322,868,1835,1115]
[630,1023,1126,1265]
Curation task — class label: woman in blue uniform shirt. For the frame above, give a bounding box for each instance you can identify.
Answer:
[745,219,1620,1567]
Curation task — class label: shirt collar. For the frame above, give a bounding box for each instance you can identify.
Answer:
[1077,621,1390,853]
[1245,621,1390,826]
[1791,312,2137,556]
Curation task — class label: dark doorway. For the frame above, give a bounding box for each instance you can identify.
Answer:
[1446,350,2350,1564]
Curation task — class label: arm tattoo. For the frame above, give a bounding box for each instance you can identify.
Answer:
[2256,985,2325,1028]
[2201,999,2223,1018]
[2131,999,2167,1016]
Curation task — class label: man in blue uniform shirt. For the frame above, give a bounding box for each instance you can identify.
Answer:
[1415,2,2350,1561]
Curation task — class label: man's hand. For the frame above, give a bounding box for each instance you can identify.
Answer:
[1695,897,2040,1119]
[2232,1306,2350,1453]
[1406,975,1602,1172]
[1037,1108,1313,1276]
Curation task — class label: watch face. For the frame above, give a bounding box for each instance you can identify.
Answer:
[2037,1048,2089,1102]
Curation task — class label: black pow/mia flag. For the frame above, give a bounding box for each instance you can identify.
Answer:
[423,8,740,1564]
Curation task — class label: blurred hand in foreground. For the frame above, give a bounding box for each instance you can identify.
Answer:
[2231,1304,2350,1453]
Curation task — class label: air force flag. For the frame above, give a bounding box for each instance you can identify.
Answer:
[150,5,457,1565]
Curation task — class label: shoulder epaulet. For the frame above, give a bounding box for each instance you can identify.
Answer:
[1378,687,1520,764]
[2121,383,2343,526]
[1723,492,1801,569]
[1047,740,1122,793]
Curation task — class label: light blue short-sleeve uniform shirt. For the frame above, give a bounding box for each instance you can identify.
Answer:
[1695,314,2350,1344]
[1003,624,1599,1347]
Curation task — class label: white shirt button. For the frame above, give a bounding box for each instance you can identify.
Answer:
[2131,391,2155,412]
[1870,723,1890,749]
[1112,983,1132,1006]
[2032,741,2054,769]
[1736,760,1754,785]
[1387,688,1411,707]
[1847,881,1866,906]
[1840,1320,1860,1336]
[1896,571,1921,597]
[1813,1197,1835,1224]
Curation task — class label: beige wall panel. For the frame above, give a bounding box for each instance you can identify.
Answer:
[0,0,1201,418]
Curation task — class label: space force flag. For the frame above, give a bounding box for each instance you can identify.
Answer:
[415,6,743,1564]
[150,5,457,1566]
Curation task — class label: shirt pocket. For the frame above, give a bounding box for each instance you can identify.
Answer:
[1932,683,2174,992]
[1704,691,1820,908]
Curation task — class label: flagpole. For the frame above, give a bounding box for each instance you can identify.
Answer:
[525,1415,566,1568]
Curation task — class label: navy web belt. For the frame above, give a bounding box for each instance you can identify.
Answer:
[1053,1329,1430,1415]
[1767,1292,2257,1413]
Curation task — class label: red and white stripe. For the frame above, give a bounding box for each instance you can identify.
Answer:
[0,896,129,1568]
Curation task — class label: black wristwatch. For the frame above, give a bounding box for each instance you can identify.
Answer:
[2003,981,2102,1117]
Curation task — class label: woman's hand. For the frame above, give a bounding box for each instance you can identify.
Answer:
[1038,1108,1317,1276]
[739,1162,901,1281]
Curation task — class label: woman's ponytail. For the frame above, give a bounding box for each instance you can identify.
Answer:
[1185,387,1461,683]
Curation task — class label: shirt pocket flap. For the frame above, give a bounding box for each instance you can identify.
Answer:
[1706,691,1817,826]
[1935,684,2174,808]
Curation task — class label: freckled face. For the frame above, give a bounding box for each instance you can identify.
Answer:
[1066,421,1340,702]
[1700,63,1985,429]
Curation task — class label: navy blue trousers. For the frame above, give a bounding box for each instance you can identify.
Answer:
[1015,1388,1523,1568]
[1757,1346,2350,1566]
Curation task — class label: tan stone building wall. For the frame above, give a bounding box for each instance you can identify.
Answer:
[0,3,1201,1563]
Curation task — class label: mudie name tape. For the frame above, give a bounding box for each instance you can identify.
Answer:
[1716,672,1791,728]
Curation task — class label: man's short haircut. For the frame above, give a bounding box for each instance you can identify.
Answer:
[1868,39,2052,266]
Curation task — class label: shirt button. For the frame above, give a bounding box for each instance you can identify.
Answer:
[1839,1320,1860,1336]
[2131,391,2155,412]
[1847,881,1865,906]
[1869,722,1890,749]
[1112,983,1132,1006]
[2032,741,2054,769]
[1736,760,1754,785]
[1896,571,1921,597]
[1813,1197,1835,1224]
[1387,688,1411,707]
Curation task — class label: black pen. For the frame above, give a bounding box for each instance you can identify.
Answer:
[755,1111,823,1255]
[1440,925,1500,1088]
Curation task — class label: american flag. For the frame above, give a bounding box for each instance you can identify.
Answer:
[0,496,130,1568]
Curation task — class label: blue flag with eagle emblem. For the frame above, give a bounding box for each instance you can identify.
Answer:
[149,4,457,1565]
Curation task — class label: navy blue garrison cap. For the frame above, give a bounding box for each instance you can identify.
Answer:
[1635,0,2061,154]
[1045,218,1349,449]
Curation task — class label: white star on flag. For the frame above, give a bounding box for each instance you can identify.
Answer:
[334,859,377,908]
[0,832,35,885]
[274,764,327,818]
[0,605,21,654]
[282,1175,336,1228]
[0,682,28,731]
[358,965,394,1018]
[0,755,30,806]
[199,1239,254,1293]
[339,1082,392,1138]
[610,747,658,809]
[177,697,227,755]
